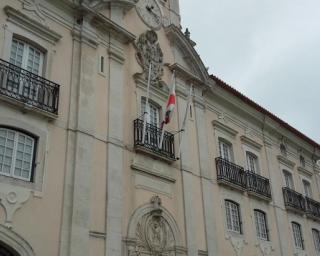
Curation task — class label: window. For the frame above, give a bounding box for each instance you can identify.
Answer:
[312,229,320,252]
[10,38,44,75]
[219,139,232,162]
[9,38,44,100]
[141,98,160,127]
[225,200,241,233]
[254,210,269,240]
[292,222,304,250]
[0,127,36,181]
[283,170,294,190]
[246,152,259,173]
[300,155,306,167]
[99,56,104,73]
[303,180,312,198]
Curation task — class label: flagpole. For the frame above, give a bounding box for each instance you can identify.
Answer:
[142,63,152,144]
[159,71,176,150]
[176,85,193,159]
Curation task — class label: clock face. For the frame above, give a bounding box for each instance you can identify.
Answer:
[136,0,162,30]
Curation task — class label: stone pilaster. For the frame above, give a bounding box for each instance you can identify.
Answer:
[59,20,98,256]
[105,40,125,256]
[194,100,219,256]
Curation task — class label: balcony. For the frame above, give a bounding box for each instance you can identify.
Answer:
[283,187,306,213]
[306,197,320,220]
[0,58,60,115]
[246,171,272,201]
[216,157,246,190]
[133,119,175,161]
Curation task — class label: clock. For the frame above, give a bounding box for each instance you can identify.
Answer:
[136,0,162,30]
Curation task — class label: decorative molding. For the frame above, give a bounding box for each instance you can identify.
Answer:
[277,155,295,168]
[297,166,313,177]
[84,0,138,12]
[125,196,185,255]
[4,6,62,44]
[89,231,106,239]
[165,24,209,83]
[108,43,125,64]
[0,225,35,256]
[198,249,208,256]
[212,120,238,138]
[255,241,274,256]
[0,184,31,228]
[135,30,164,86]
[167,63,204,86]
[225,234,247,256]
[241,135,263,150]
[22,0,46,25]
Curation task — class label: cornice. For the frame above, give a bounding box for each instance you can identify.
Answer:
[277,155,295,168]
[165,24,209,82]
[240,135,263,150]
[84,0,137,12]
[212,120,238,138]
[167,63,205,86]
[4,6,62,44]
[297,166,313,177]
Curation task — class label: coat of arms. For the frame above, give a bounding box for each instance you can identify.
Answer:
[135,30,164,85]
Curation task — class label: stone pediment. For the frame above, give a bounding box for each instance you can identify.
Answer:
[165,24,209,84]
[83,0,138,11]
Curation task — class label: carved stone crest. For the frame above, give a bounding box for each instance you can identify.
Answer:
[135,30,164,85]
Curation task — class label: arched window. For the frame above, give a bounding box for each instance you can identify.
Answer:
[0,127,36,181]
[254,210,269,240]
[225,200,242,233]
[312,229,320,252]
[292,222,304,250]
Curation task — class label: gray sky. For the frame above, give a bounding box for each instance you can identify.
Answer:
[180,0,320,143]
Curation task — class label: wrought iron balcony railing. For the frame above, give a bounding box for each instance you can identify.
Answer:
[283,187,306,213]
[133,119,175,161]
[0,58,60,114]
[216,157,247,190]
[306,197,320,219]
[246,171,272,200]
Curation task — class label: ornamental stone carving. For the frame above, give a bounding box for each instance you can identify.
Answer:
[22,0,46,25]
[225,235,247,256]
[135,30,164,85]
[127,196,184,256]
[0,184,31,228]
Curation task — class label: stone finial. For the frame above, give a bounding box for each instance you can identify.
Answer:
[184,28,191,39]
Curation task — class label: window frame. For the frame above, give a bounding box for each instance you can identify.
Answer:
[254,209,269,241]
[312,229,320,252]
[283,170,294,190]
[292,222,304,250]
[140,97,161,128]
[246,151,259,173]
[225,199,242,234]
[10,37,45,76]
[219,138,233,162]
[302,179,312,198]
[0,126,37,182]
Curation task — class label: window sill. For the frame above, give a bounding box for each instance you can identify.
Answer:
[0,175,41,193]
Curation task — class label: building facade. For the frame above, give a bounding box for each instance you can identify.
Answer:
[0,0,319,256]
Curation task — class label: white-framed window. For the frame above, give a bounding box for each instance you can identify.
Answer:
[303,180,312,198]
[254,210,269,240]
[141,97,160,127]
[219,139,233,162]
[246,151,259,173]
[0,127,36,182]
[283,170,294,190]
[10,38,44,76]
[312,229,320,252]
[292,222,304,250]
[225,200,241,233]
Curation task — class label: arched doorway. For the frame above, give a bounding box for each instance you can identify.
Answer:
[0,242,19,256]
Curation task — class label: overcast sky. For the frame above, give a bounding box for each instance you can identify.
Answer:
[180,0,320,143]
